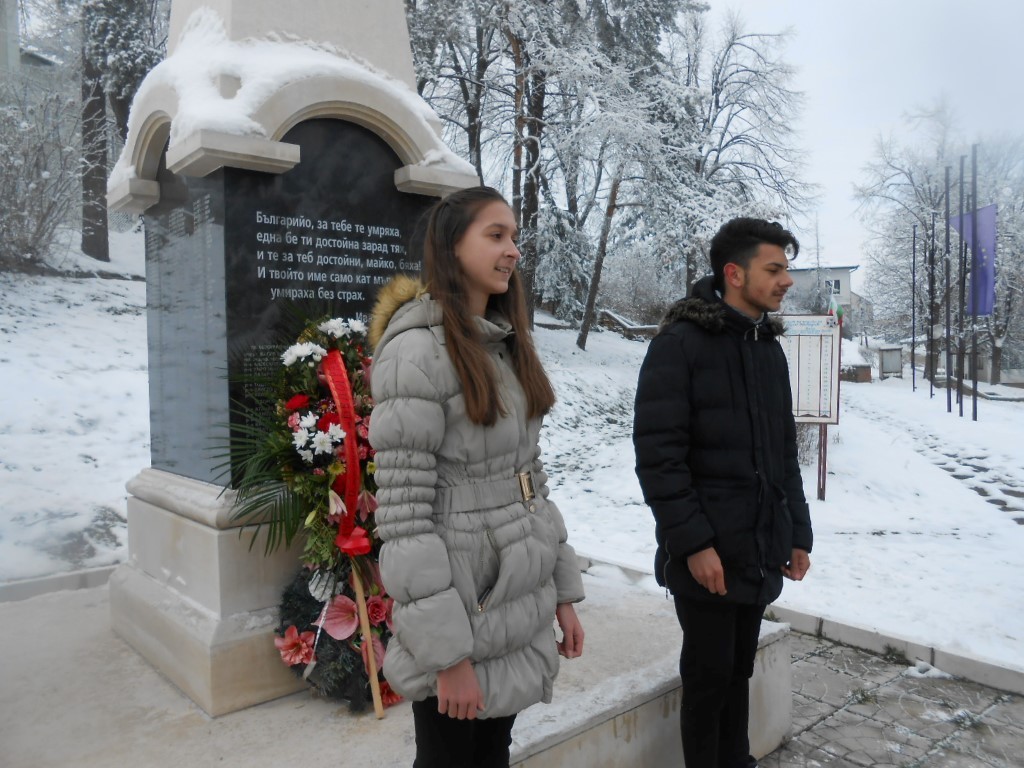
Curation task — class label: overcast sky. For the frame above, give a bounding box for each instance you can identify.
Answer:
[710,0,1024,281]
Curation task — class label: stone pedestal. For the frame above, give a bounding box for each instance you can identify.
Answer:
[107,0,477,716]
[110,469,304,715]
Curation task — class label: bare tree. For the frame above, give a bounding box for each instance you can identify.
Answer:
[857,107,1024,380]
[0,76,82,270]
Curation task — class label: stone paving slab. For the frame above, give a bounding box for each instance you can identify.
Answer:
[2,574,1022,768]
[766,633,1024,768]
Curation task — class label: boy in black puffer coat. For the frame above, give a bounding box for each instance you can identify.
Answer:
[633,217,813,768]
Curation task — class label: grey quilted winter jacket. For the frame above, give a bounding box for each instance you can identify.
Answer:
[368,277,585,718]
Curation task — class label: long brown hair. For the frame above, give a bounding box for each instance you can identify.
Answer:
[421,186,555,426]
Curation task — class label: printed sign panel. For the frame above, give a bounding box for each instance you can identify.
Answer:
[779,314,842,424]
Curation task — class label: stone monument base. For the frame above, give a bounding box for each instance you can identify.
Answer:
[109,468,304,716]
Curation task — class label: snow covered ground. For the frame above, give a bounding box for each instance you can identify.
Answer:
[2,234,1022,674]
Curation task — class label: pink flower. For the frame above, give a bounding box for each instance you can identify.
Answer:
[275,625,316,665]
[327,488,351,528]
[358,632,386,677]
[287,412,300,430]
[356,489,377,522]
[366,595,387,626]
[313,594,359,641]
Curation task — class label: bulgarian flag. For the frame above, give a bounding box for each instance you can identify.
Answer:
[828,295,844,323]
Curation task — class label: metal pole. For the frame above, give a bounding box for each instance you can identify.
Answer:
[913,224,921,391]
[817,424,827,501]
[971,143,979,421]
[912,225,917,392]
[957,159,966,417]
[944,165,952,412]
[928,212,936,398]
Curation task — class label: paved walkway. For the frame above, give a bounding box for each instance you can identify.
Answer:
[1,579,1021,767]
[765,632,1024,767]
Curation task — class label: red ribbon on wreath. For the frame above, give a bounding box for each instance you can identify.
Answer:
[320,348,360,537]
[320,346,386,719]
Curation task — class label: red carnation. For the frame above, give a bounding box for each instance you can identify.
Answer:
[284,394,310,411]
[317,411,342,433]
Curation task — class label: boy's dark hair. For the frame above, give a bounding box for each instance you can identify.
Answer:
[709,217,800,293]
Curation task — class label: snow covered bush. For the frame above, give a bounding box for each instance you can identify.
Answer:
[0,78,80,272]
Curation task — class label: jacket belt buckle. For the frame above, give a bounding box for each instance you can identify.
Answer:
[517,472,535,502]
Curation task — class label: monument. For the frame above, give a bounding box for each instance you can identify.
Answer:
[107,0,477,716]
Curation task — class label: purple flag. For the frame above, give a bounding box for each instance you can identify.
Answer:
[950,204,997,316]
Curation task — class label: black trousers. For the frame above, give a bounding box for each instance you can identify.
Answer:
[411,697,517,768]
[674,596,764,768]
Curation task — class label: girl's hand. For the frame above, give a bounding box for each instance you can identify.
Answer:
[436,658,485,720]
[555,602,584,658]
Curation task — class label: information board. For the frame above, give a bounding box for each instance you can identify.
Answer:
[778,314,842,424]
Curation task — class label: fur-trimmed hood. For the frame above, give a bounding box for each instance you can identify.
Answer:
[368,275,432,354]
[660,275,786,338]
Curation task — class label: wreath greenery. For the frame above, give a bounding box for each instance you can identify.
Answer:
[225,315,399,711]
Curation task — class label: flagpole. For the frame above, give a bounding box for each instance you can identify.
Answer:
[970,143,979,421]
[928,211,936,399]
[911,224,917,392]
[944,166,952,413]
[956,158,966,417]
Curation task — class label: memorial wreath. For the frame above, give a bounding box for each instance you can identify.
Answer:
[227,316,399,715]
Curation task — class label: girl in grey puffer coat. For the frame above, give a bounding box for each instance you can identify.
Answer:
[368,187,584,766]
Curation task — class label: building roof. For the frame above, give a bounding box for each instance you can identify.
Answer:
[789,264,861,273]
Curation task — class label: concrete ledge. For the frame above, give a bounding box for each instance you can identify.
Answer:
[509,569,791,766]
[126,467,241,530]
[770,603,1024,696]
[394,163,480,197]
[165,130,301,177]
[107,177,161,214]
[0,565,116,603]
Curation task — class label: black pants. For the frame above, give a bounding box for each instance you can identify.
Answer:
[411,697,517,768]
[674,596,764,768]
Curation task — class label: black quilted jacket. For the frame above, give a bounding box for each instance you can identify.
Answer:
[633,276,813,605]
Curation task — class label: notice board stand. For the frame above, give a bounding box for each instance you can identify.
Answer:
[778,315,842,500]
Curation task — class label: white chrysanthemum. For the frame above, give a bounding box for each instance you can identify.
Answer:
[281,342,327,367]
[311,431,334,455]
[327,423,346,441]
[299,413,318,430]
[318,318,350,338]
[348,318,367,334]
[292,430,309,450]
[298,449,315,465]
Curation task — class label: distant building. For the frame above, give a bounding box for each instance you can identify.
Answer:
[786,265,872,336]
[789,264,858,306]
[0,0,59,80]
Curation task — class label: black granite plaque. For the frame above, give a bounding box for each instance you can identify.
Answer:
[143,119,434,484]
